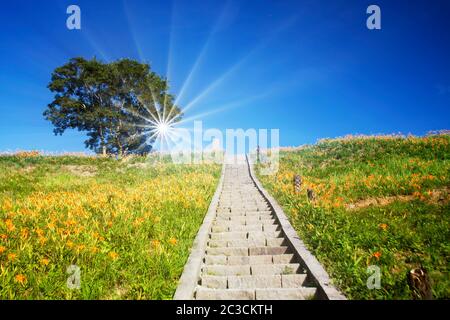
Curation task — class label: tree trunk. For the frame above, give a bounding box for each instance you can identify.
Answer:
[118,139,123,157]
[99,126,107,157]
[117,120,123,157]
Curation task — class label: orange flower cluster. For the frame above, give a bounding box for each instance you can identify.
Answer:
[372,251,382,260]
[108,252,119,260]
[14,274,27,284]
[0,162,219,294]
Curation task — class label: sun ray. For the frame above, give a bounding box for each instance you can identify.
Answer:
[173,1,234,108]
[103,14,298,156]
[136,95,160,124]
[173,15,299,116]
[122,0,145,62]
[118,103,158,126]
[163,0,177,113]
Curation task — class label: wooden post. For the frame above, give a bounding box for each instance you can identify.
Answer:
[256,145,260,163]
[307,188,315,201]
[294,175,302,193]
[407,267,432,300]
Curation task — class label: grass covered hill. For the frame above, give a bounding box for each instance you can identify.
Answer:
[0,154,221,299]
[257,134,449,299]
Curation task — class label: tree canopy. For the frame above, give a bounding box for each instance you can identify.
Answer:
[44,57,181,155]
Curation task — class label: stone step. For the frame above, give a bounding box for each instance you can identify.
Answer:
[208,238,267,248]
[204,255,228,265]
[204,254,295,265]
[202,265,251,276]
[228,275,282,289]
[210,232,247,240]
[262,225,281,233]
[212,221,277,228]
[218,200,264,203]
[227,255,273,265]
[281,274,308,288]
[206,247,249,256]
[195,287,255,300]
[218,200,260,204]
[207,237,286,248]
[212,219,277,226]
[249,246,290,255]
[216,209,271,214]
[251,263,301,275]
[218,214,275,220]
[215,216,277,223]
[273,254,296,264]
[217,209,271,213]
[219,198,261,200]
[195,287,317,300]
[212,224,276,233]
[255,288,317,300]
[217,205,268,210]
[219,199,266,203]
[200,274,307,289]
[229,224,279,232]
[243,210,273,215]
[216,210,274,216]
[247,230,283,239]
[229,274,308,289]
[202,263,301,276]
[217,209,250,214]
[209,230,282,239]
[266,238,287,246]
[215,213,274,219]
[201,275,227,289]
[210,225,232,233]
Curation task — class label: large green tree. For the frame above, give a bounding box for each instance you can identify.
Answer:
[44,57,181,155]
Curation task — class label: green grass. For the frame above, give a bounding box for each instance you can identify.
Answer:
[0,154,221,299]
[257,134,450,299]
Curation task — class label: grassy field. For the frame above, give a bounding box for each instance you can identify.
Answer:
[0,153,221,299]
[257,134,449,299]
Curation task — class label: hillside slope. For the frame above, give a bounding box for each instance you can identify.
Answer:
[257,134,449,299]
[0,155,221,299]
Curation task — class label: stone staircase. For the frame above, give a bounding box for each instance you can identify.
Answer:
[193,163,318,300]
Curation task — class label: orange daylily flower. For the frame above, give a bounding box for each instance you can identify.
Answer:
[151,240,160,248]
[108,251,119,260]
[15,274,27,284]
[7,253,17,261]
[5,219,15,232]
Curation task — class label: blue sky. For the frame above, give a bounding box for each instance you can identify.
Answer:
[0,0,449,152]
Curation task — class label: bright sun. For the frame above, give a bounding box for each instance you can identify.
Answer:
[157,122,169,136]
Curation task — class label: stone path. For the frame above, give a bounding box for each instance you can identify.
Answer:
[174,156,345,300]
[194,160,319,300]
